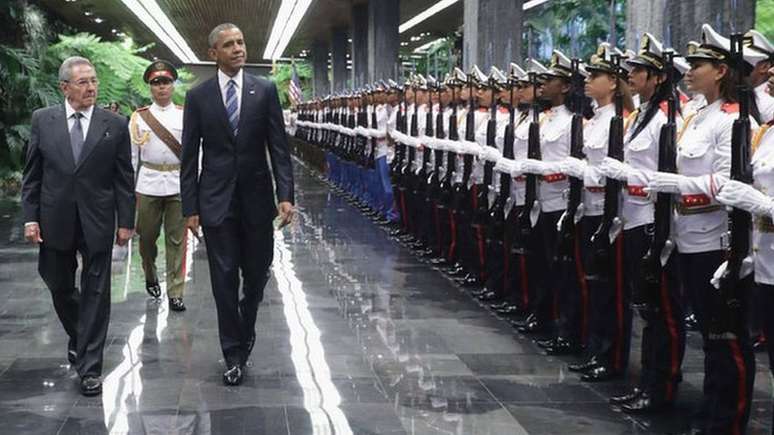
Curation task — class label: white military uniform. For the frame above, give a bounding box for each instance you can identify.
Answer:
[582,103,616,217]
[130,102,184,196]
[752,123,774,284]
[537,104,572,213]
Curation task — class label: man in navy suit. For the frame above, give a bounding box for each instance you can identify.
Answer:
[180,23,295,386]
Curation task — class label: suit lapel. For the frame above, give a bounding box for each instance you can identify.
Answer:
[52,105,76,171]
[75,107,108,171]
[238,74,260,135]
[211,77,236,143]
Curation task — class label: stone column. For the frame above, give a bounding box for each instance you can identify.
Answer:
[368,0,400,82]
[351,3,369,88]
[463,0,523,70]
[311,39,330,97]
[331,28,348,92]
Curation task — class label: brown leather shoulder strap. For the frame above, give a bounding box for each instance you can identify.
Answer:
[137,109,182,159]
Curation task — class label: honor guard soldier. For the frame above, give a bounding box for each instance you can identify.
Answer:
[645,24,764,430]
[130,60,188,312]
[744,30,774,123]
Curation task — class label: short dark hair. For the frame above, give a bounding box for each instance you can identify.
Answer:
[208,23,240,48]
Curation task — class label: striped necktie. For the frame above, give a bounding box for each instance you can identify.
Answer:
[226,79,239,135]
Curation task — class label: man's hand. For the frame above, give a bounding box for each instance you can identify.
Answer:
[186,215,202,240]
[116,227,134,246]
[24,223,43,244]
[276,202,294,229]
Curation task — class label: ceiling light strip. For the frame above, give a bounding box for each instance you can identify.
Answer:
[120,0,199,63]
[399,0,459,34]
[263,0,313,60]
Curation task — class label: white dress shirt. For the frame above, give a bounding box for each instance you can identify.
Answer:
[756,82,774,124]
[65,99,95,139]
[218,68,244,112]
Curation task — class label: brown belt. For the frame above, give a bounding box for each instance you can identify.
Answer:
[142,162,180,172]
[758,215,774,233]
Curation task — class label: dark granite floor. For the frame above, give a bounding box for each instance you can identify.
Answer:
[0,159,772,434]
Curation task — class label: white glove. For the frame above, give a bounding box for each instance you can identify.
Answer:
[710,258,755,289]
[510,160,525,178]
[459,140,481,156]
[521,159,560,175]
[480,147,502,163]
[494,157,515,174]
[559,157,587,179]
[599,157,634,181]
[717,180,774,217]
[647,171,690,194]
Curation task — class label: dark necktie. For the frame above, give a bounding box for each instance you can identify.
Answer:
[70,112,84,163]
[226,79,239,135]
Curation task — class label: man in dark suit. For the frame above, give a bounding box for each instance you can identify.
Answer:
[21,56,135,396]
[180,23,295,386]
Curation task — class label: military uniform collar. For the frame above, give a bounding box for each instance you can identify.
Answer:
[151,101,174,112]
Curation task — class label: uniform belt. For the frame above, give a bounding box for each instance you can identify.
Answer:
[514,176,526,182]
[757,215,774,233]
[142,162,181,172]
[625,184,647,197]
[542,173,567,183]
[675,194,722,215]
[586,186,605,193]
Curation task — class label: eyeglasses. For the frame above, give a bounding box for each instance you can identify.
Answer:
[65,78,99,87]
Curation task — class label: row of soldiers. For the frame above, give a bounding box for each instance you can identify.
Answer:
[292,24,774,435]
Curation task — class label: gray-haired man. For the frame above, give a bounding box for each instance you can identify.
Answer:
[21,56,135,396]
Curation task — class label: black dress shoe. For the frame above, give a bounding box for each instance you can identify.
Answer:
[490,301,511,310]
[511,313,536,328]
[568,357,598,373]
[752,334,767,352]
[544,338,583,356]
[609,388,642,405]
[169,298,186,312]
[80,376,102,396]
[518,319,547,334]
[477,291,500,302]
[580,365,619,382]
[146,282,161,298]
[67,338,77,364]
[536,337,558,348]
[619,392,671,413]
[496,305,527,316]
[223,365,243,386]
[684,314,698,331]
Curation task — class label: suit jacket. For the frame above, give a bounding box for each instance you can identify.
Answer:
[180,72,294,227]
[21,105,136,252]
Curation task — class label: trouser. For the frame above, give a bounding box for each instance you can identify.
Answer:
[638,250,684,402]
[202,196,274,367]
[556,216,590,345]
[484,208,506,296]
[681,250,754,435]
[582,215,627,371]
[469,184,488,283]
[530,210,563,328]
[757,284,774,432]
[39,213,112,378]
[375,155,398,222]
[136,193,187,299]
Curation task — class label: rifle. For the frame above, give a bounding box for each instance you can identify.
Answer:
[713,34,754,337]
[357,99,368,167]
[441,87,459,208]
[474,79,499,224]
[453,78,476,213]
[634,51,678,309]
[419,93,435,200]
[513,72,542,251]
[369,99,377,169]
[587,55,625,281]
[488,79,516,242]
[556,59,586,263]
[430,84,446,203]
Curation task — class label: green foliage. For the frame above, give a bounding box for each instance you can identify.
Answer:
[758,0,774,40]
[524,0,625,63]
[268,61,312,108]
[0,5,193,175]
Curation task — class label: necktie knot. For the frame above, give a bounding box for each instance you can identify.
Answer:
[72,112,83,120]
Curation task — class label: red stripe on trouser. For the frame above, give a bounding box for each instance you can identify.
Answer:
[614,236,624,371]
[434,204,442,253]
[573,229,589,345]
[399,191,409,230]
[729,340,748,435]
[659,270,680,402]
[448,210,457,261]
[519,255,529,307]
[476,226,486,282]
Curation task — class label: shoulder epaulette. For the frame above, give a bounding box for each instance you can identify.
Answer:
[175,104,184,110]
[136,106,150,112]
[721,102,740,114]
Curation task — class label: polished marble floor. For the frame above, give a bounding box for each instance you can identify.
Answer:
[1,159,773,434]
